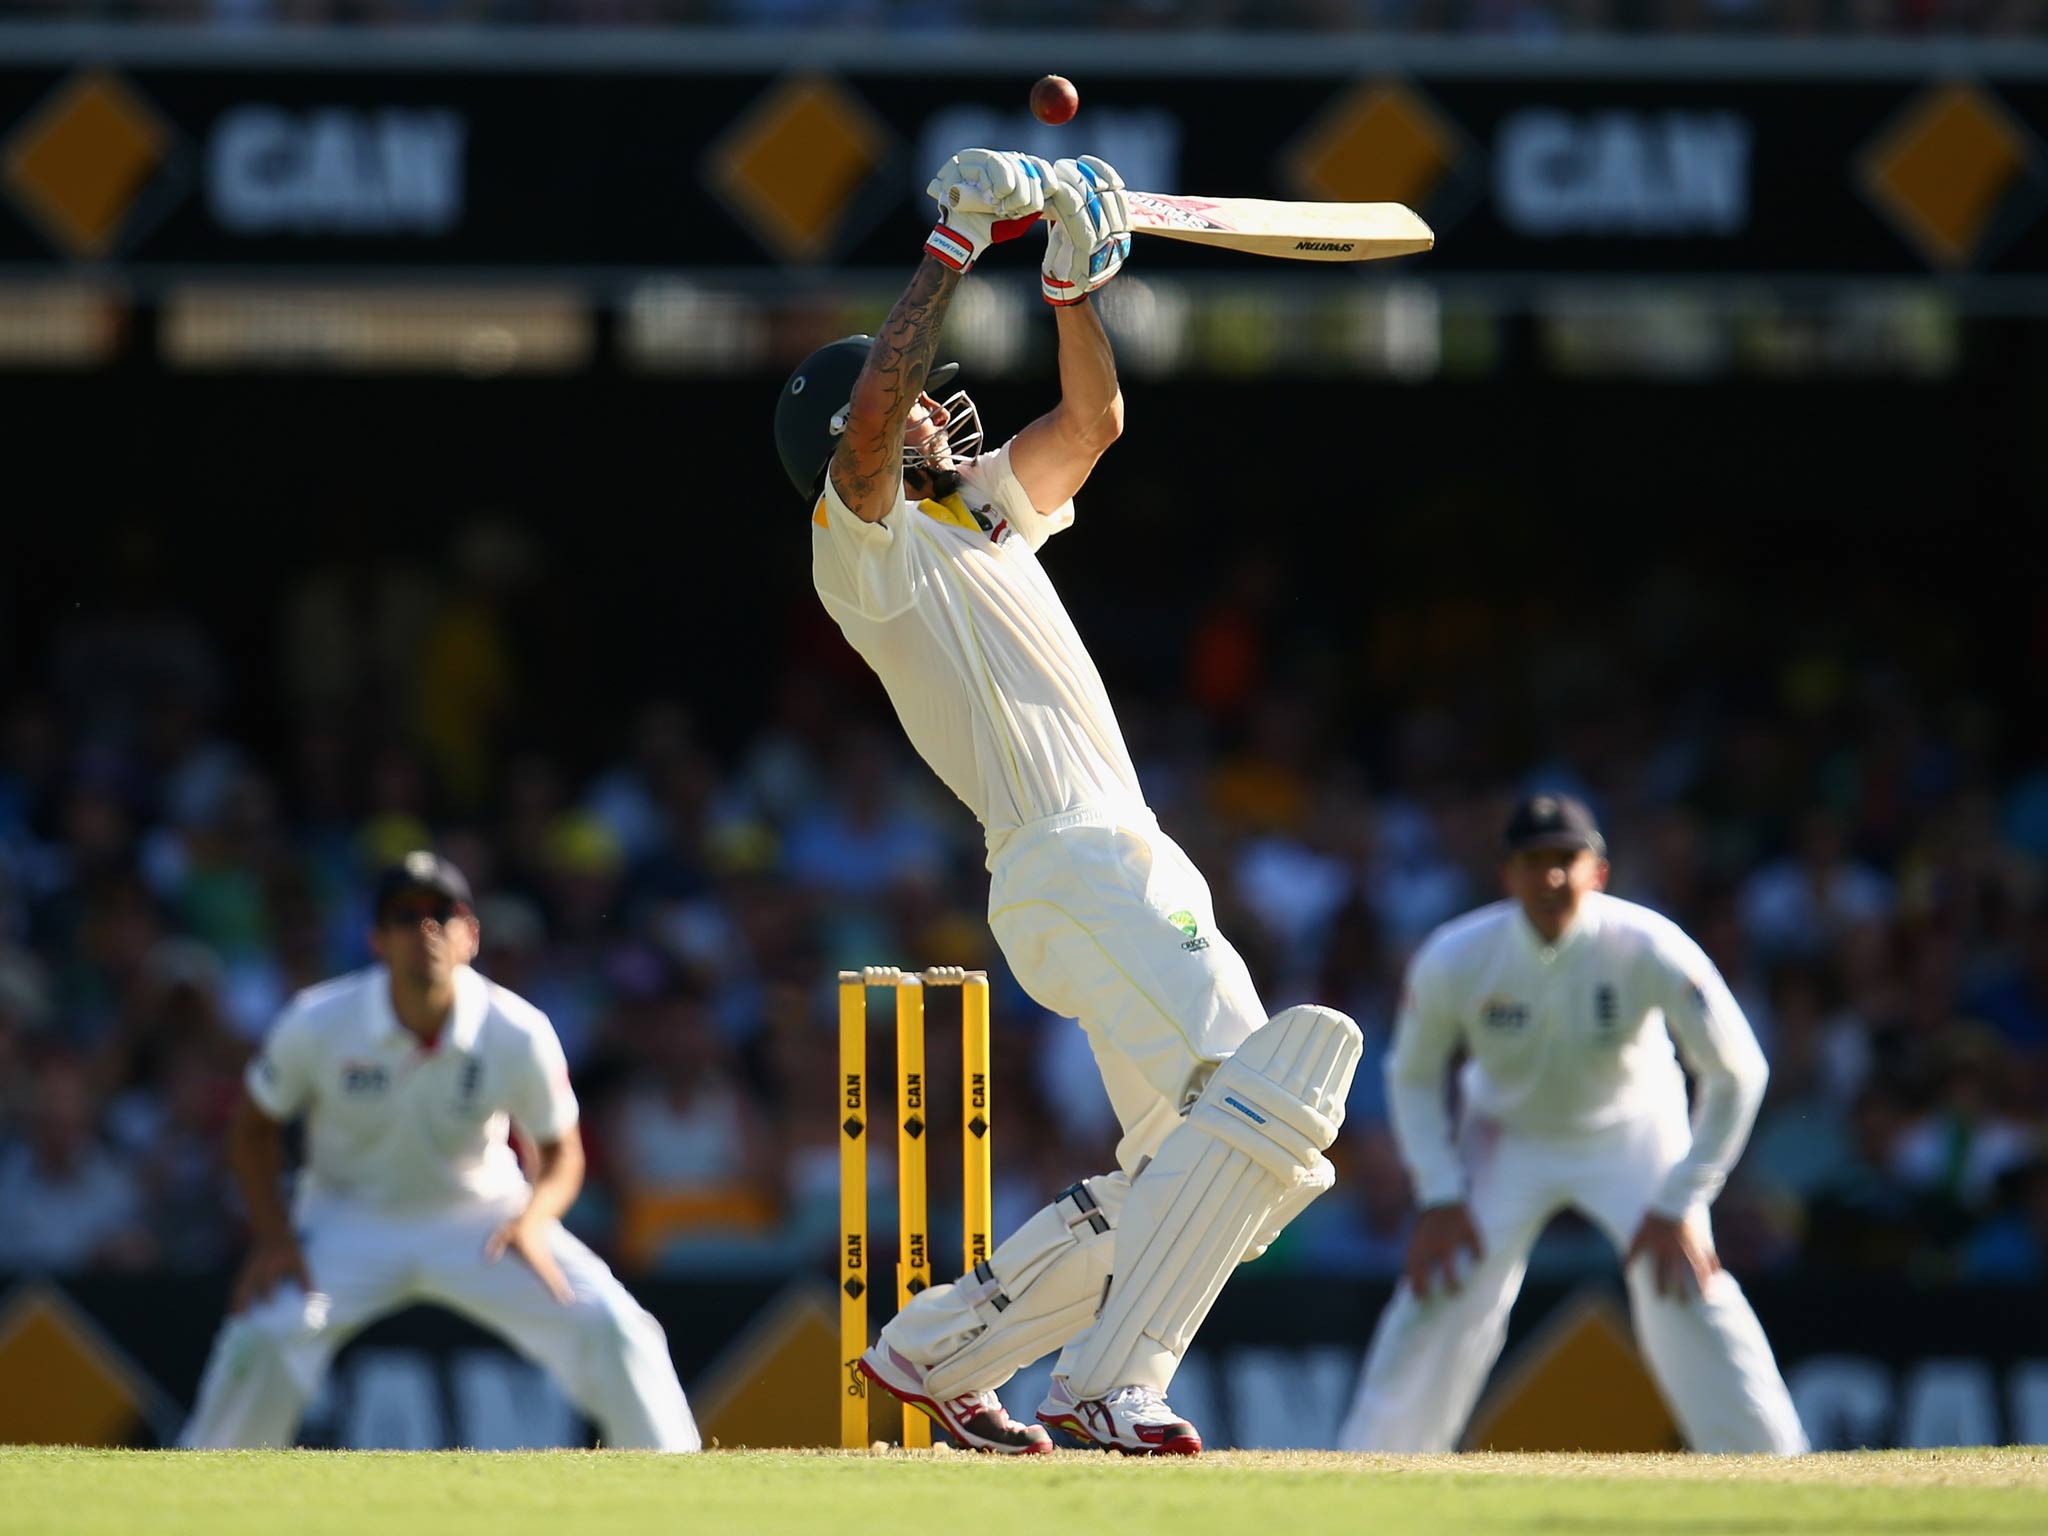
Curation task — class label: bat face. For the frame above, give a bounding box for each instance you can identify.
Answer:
[1122,191,1242,233]
[1121,191,1434,263]
[938,172,1433,264]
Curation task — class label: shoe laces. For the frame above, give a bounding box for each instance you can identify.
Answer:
[949,1388,1010,1422]
[1102,1385,1178,1424]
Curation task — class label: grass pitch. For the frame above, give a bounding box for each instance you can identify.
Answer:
[4,1446,2044,1536]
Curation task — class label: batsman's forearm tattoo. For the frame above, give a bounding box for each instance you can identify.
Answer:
[838,258,961,508]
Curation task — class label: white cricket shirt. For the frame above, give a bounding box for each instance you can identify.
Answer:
[246,964,578,1218]
[1386,892,1768,1219]
[810,441,1143,844]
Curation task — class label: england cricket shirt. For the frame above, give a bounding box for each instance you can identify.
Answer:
[1385,892,1769,1219]
[246,964,578,1219]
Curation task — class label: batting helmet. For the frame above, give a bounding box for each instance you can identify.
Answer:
[774,335,963,503]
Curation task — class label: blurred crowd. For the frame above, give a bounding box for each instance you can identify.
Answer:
[5,1,2042,37]
[2,523,2045,1296]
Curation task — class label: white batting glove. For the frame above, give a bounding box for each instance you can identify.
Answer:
[1040,156,1132,306]
[925,149,1050,272]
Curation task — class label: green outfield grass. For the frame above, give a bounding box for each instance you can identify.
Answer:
[4,1446,2044,1536]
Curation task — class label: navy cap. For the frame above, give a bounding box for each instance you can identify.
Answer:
[1504,794,1606,858]
[373,850,474,917]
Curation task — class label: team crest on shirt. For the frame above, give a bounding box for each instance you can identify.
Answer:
[340,1061,389,1095]
[1480,996,1529,1031]
[1167,910,1209,953]
[1594,984,1618,1033]
[970,502,1013,545]
[456,1054,483,1108]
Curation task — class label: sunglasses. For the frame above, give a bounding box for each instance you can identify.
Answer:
[378,895,458,927]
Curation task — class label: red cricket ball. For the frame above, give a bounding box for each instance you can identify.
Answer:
[1030,75,1079,127]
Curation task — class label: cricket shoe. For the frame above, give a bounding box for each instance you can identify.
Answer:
[858,1342,1053,1454]
[1036,1378,1202,1456]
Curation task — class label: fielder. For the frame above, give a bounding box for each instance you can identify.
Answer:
[775,149,1361,1455]
[1337,796,1807,1454]
[181,852,699,1451]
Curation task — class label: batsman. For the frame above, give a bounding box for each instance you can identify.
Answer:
[774,149,1362,1455]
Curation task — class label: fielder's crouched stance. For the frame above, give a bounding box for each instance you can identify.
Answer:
[779,148,1361,1454]
[1338,797,1807,1455]
[181,854,699,1452]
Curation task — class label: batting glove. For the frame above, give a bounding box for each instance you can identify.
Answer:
[926,149,1050,272]
[1040,156,1132,306]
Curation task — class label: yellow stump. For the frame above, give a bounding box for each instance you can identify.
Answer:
[895,976,931,1449]
[962,974,993,1277]
[836,966,994,1450]
[836,973,868,1452]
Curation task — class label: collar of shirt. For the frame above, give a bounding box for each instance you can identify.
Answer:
[1513,890,1606,966]
[367,964,488,1054]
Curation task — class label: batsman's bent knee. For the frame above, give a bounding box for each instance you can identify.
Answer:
[1059,1005,1362,1398]
[912,1174,1129,1400]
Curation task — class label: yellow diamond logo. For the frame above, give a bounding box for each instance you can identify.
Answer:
[1286,80,1460,211]
[5,70,170,259]
[1464,1292,1680,1453]
[0,1281,173,1445]
[1862,82,2040,270]
[709,75,887,265]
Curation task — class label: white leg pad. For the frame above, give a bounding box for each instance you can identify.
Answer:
[881,1174,1129,1400]
[1242,1150,1335,1263]
[1057,1005,1361,1399]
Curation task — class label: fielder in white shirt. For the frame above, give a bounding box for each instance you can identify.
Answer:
[772,149,1361,1455]
[181,853,699,1451]
[1338,796,1807,1454]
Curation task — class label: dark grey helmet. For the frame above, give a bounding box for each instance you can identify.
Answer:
[774,335,969,503]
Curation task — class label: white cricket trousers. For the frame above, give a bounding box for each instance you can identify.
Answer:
[180,1196,700,1451]
[881,808,1268,1394]
[987,806,1267,1175]
[1338,1111,1807,1455]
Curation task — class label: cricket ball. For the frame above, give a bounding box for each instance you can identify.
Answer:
[1030,75,1079,126]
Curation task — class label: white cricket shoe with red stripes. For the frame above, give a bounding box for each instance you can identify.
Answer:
[1036,1378,1202,1456]
[857,1342,1053,1454]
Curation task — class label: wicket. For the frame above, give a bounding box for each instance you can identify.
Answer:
[839,966,992,1450]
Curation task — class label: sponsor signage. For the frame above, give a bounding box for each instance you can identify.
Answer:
[2,45,2048,284]
[7,1271,2042,1451]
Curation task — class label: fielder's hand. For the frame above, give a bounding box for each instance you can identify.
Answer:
[1403,1202,1483,1300]
[1040,155,1132,305]
[926,149,1050,272]
[486,1212,576,1306]
[232,1234,314,1313]
[1626,1211,1720,1300]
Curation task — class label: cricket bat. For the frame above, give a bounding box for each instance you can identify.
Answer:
[945,181,1434,263]
[1121,191,1434,263]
